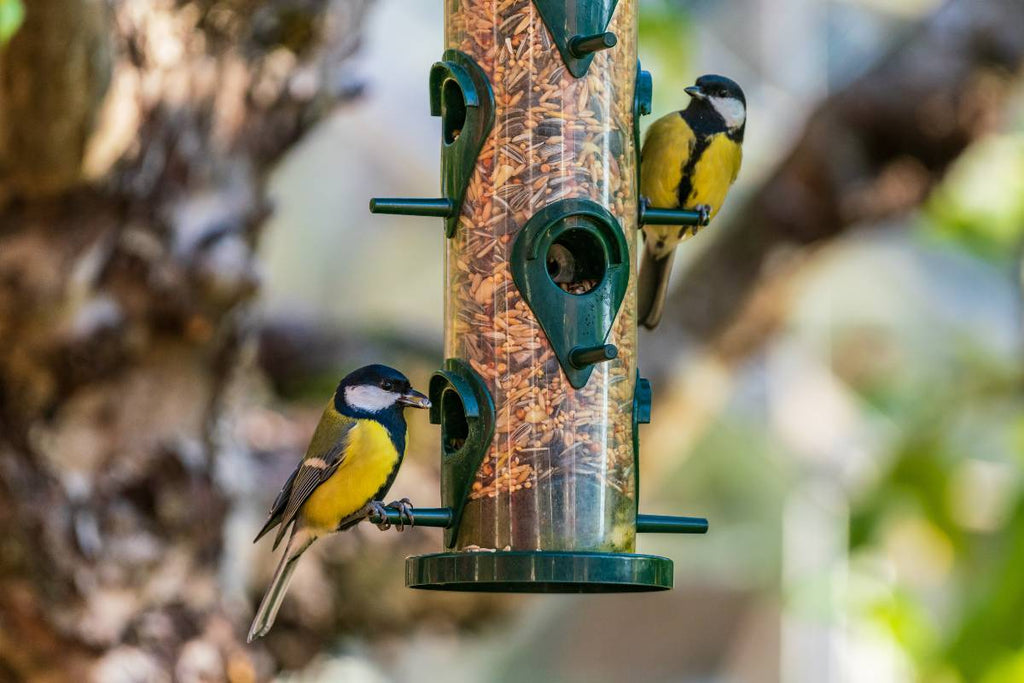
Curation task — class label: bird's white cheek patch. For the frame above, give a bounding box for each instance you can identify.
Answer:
[711,96,746,130]
[345,385,399,412]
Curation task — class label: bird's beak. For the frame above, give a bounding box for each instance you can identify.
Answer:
[685,85,706,100]
[398,389,431,409]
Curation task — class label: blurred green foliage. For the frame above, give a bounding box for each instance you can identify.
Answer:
[851,166,1024,681]
[638,0,693,115]
[639,0,694,64]
[925,133,1024,262]
[0,0,23,45]
[654,104,1024,680]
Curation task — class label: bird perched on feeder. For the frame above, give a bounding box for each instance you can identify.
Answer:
[247,364,431,642]
[637,74,746,329]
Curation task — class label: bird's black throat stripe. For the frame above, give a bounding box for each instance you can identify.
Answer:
[370,409,406,501]
[674,104,744,208]
[371,450,404,503]
[675,111,713,209]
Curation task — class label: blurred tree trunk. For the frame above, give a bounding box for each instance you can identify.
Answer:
[662,0,1024,366]
[0,0,371,679]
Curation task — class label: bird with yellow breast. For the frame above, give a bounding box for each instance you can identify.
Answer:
[247,364,430,642]
[638,74,746,329]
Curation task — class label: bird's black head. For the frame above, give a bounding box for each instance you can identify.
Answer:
[333,364,431,418]
[684,74,747,138]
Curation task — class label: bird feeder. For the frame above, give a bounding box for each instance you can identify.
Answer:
[370,0,707,591]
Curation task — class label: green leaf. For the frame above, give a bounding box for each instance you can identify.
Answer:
[0,0,24,46]
[923,134,1024,262]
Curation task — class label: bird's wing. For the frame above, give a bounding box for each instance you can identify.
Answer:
[269,409,357,549]
[640,112,696,209]
[253,464,299,544]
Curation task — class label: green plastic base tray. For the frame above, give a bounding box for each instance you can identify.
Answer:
[406,550,673,592]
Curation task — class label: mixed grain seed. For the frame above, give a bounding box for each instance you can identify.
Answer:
[445,0,639,552]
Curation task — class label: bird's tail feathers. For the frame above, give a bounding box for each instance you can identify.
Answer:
[247,527,316,642]
[637,246,676,330]
[253,515,279,545]
[272,514,297,550]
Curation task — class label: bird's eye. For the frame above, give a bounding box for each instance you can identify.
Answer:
[381,380,394,391]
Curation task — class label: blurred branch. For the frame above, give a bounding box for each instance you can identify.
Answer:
[258,315,441,399]
[0,0,112,198]
[663,0,1024,365]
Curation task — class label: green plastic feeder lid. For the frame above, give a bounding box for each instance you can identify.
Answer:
[407,550,673,592]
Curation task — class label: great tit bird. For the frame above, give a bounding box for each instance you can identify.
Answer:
[247,364,430,642]
[637,74,746,329]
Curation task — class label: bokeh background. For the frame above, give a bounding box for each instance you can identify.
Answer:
[0,0,1022,681]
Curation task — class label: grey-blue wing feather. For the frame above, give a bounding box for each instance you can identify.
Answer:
[271,422,355,549]
[253,465,299,544]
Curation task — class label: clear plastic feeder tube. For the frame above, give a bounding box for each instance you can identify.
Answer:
[443,0,639,552]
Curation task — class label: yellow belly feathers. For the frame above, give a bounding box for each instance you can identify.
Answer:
[685,134,741,216]
[301,420,401,531]
[641,113,742,254]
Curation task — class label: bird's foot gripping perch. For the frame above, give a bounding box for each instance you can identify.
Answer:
[367,498,416,531]
[386,498,415,531]
[695,204,712,229]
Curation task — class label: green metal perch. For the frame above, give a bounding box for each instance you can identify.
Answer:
[369,197,454,218]
[638,203,709,227]
[368,506,707,534]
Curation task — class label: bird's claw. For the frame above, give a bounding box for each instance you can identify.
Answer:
[367,500,391,531]
[696,204,711,227]
[366,498,415,531]
[386,498,415,531]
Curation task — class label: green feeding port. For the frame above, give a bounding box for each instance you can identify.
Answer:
[531,0,620,78]
[440,387,469,454]
[426,359,495,549]
[510,199,629,389]
[546,227,607,295]
[368,50,494,237]
[441,77,466,145]
[430,51,495,237]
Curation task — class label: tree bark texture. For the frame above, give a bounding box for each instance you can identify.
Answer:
[661,0,1024,368]
[0,1,375,679]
